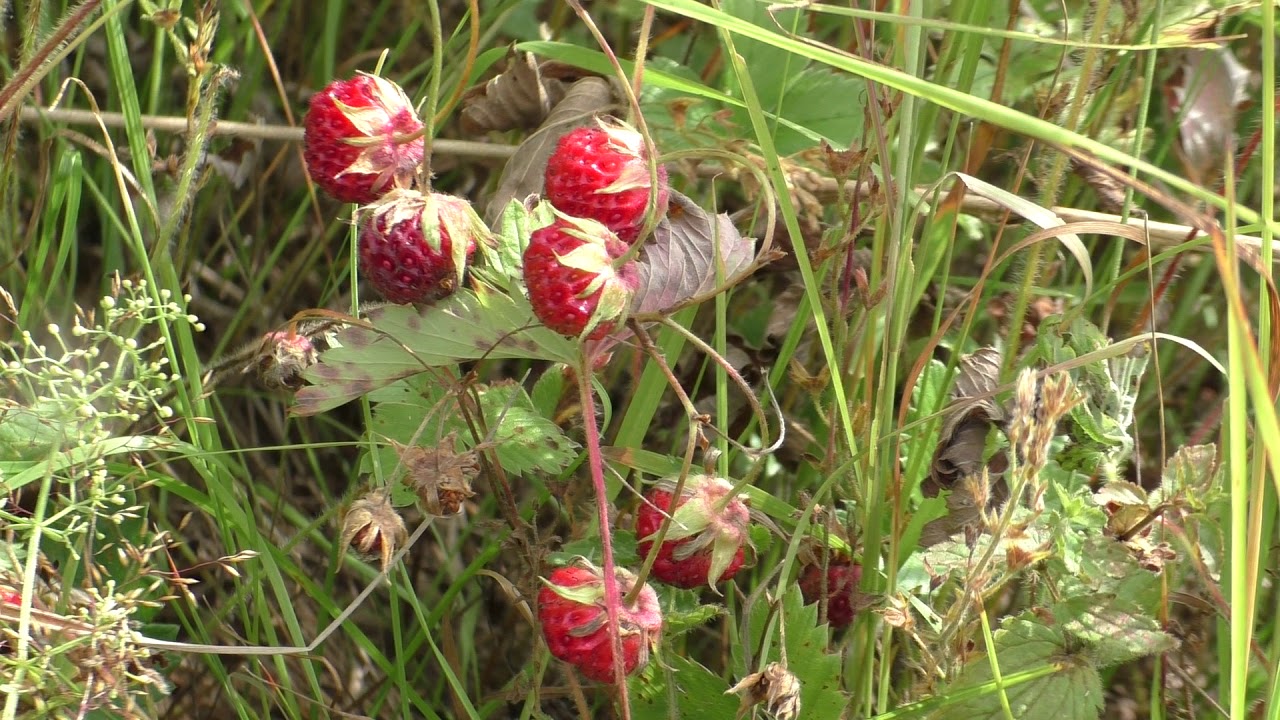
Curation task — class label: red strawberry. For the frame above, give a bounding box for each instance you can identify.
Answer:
[358,188,487,304]
[636,474,750,590]
[303,73,424,204]
[537,559,663,683]
[798,557,862,629]
[523,216,638,338]
[543,119,669,243]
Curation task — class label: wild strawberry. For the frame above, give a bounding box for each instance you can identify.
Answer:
[358,188,487,304]
[543,119,669,243]
[798,556,862,629]
[537,559,663,683]
[636,474,750,590]
[522,216,637,338]
[303,73,424,204]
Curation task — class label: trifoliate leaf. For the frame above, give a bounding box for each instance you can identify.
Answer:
[362,376,577,500]
[473,381,578,475]
[932,616,1103,720]
[1152,444,1217,508]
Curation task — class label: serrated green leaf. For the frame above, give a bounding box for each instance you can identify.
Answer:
[745,586,847,719]
[474,382,579,475]
[1153,444,1217,507]
[295,285,578,415]
[1053,594,1175,667]
[631,653,739,719]
[932,617,1103,720]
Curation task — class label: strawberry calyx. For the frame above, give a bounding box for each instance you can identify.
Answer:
[642,474,752,589]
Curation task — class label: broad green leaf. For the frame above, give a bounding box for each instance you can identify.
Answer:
[932,617,1103,720]
[1053,594,1175,667]
[0,401,66,460]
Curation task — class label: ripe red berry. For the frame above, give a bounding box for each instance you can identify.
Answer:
[522,216,638,338]
[543,119,669,243]
[537,560,663,683]
[357,188,486,304]
[636,475,750,590]
[303,73,424,204]
[798,557,862,629]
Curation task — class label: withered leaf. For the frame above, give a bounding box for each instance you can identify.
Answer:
[631,190,759,316]
[483,77,616,225]
[920,347,1008,548]
[461,49,568,135]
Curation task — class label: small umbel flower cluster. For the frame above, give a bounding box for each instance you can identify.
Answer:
[1,276,203,457]
[0,556,172,716]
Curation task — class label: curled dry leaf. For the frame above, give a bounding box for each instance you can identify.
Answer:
[631,190,762,316]
[920,347,1009,548]
[483,77,616,226]
[461,50,568,135]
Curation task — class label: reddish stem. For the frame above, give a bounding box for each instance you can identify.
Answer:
[574,347,631,719]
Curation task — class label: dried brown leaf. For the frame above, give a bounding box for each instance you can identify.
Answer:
[631,190,759,316]
[461,50,568,135]
[483,77,616,225]
[920,347,1009,548]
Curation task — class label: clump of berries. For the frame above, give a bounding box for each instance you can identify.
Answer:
[636,474,751,590]
[798,555,863,629]
[537,559,663,683]
[523,117,669,339]
[358,188,488,304]
[303,73,425,204]
[543,119,669,243]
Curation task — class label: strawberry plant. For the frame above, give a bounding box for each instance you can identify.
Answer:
[2,1,1275,719]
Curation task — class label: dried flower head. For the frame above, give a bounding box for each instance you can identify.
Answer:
[726,662,802,720]
[395,433,479,516]
[340,492,407,570]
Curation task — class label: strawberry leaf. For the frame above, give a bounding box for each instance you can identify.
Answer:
[294,285,577,415]
[631,654,738,719]
[1052,594,1175,667]
[743,586,847,719]
[631,191,756,316]
[933,616,1103,720]
[360,376,577,501]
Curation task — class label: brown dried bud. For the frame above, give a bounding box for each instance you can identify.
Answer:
[726,662,801,720]
[254,331,318,391]
[340,493,407,571]
[396,433,479,516]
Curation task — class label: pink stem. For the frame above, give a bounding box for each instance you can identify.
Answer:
[575,348,631,719]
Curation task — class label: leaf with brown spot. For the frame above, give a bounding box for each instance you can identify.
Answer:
[293,286,577,415]
[483,77,616,225]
